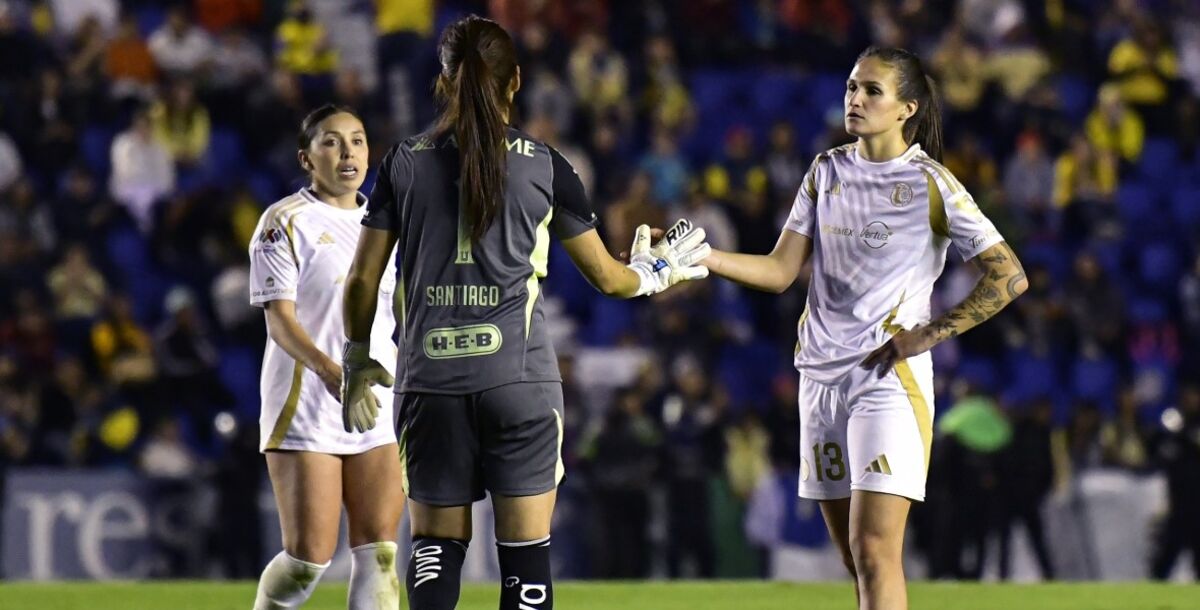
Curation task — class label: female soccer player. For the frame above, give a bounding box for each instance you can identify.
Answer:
[702,48,1028,609]
[249,105,405,610]
[339,16,709,610]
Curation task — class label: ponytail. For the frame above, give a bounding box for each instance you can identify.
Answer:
[856,46,945,162]
[434,16,518,242]
[913,74,944,162]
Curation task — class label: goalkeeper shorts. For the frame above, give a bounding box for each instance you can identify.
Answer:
[797,352,934,503]
[396,381,565,505]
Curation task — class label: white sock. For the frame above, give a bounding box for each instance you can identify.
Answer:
[348,541,401,610]
[253,551,330,610]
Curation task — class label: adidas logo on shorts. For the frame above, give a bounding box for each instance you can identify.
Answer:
[864,454,892,475]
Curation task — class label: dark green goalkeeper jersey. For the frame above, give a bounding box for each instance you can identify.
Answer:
[362,127,598,394]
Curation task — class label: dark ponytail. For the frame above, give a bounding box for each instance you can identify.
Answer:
[856,47,944,161]
[434,16,518,242]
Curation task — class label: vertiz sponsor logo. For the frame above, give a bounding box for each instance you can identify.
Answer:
[860,221,892,249]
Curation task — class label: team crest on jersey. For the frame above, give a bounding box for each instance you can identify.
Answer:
[890,183,913,207]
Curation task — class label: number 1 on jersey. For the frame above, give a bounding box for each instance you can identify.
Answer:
[455,179,474,265]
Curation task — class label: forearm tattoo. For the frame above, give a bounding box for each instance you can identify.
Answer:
[928,242,1026,342]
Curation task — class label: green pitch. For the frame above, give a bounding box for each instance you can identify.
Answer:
[1,581,1196,610]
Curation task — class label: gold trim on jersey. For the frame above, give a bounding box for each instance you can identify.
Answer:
[265,361,304,449]
[894,359,932,471]
[524,207,554,338]
[911,157,965,195]
[880,290,907,336]
[921,169,950,237]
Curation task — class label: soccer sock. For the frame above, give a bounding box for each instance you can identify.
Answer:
[406,537,468,610]
[253,551,330,610]
[348,541,401,610]
[497,537,553,610]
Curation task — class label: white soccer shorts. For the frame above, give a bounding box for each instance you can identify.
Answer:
[797,352,935,502]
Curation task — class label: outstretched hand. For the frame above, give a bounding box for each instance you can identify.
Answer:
[626,218,711,296]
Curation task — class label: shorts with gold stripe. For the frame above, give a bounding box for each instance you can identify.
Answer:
[396,381,564,506]
[797,352,934,502]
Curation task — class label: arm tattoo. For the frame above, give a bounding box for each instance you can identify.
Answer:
[928,242,1026,343]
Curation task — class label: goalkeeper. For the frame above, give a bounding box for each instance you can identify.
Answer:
[341,15,709,610]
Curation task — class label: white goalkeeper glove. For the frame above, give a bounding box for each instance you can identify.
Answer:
[626,218,711,296]
[340,341,395,433]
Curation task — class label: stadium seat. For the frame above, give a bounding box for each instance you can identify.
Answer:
[1071,355,1119,413]
[581,297,634,346]
[751,73,803,117]
[807,73,847,118]
[1004,349,1057,404]
[1057,75,1094,124]
[1169,184,1200,229]
[80,126,115,177]
[217,345,262,420]
[1137,137,1179,186]
[206,128,246,179]
[1115,181,1163,237]
[956,356,1000,393]
[136,6,167,38]
[1137,243,1180,293]
[717,339,783,412]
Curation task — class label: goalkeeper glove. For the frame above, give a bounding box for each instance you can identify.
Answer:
[340,341,395,433]
[626,218,711,296]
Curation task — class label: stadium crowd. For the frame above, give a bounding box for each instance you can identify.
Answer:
[0,0,1198,581]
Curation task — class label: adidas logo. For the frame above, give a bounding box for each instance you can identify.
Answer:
[317,232,335,245]
[864,454,892,475]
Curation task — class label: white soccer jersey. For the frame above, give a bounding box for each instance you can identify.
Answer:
[249,188,398,454]
[784,143,1003,384]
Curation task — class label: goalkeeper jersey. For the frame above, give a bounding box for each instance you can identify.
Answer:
[783,143,1003,384]
[363,127,598,394]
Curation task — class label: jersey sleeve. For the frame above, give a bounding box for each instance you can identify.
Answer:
[926,165,1003,261]
[248,210,299,307]
[363,143,409,232]
[547,145,599,240]
[783,157,820,237]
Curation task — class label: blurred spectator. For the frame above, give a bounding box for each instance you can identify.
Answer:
[274,0,337,77]
[90,293,156,387]
[1001,131,1055,229]
[104,12,158,103]
[659,352,724,579]
[374,0,435,135]
[1180,254,1200,346]
[50,164,115,256]
[1053,134,1117,225]
[587,119,630,205]
[0,178,56,262]
[704,126,768,211]
[109,107,175,232]
[0,288,57,376]
[639,127,689,206]
[64,15,107,103]
[194,0,262,34]
[578,387,661,579]
[638,35,694,133]
[153,287,229,446]
[996,398,1056,581]
[524,65,575,142]
[0,128,23,193]
[1008,264,1069,355]
[724,411,769,502]
[527,113,593,197]
[930,25,986,117]
[148,5,215,79]
[668,183,737,254]
[0,351,35,464]
[46,243,107,321]
[602,172,663,257]
[25,68,83,177]
[568,29,630,128]
[985,25,1052,104]
[150,79,211,167]
[1065,251,1126,358]
[206,28,269,123]
[0,3,51,85]
[1107,17,1179,133]
[1149,383,1200,580]
[1100,386,1150,470]
[1085,83,1145,167]
[138,417,198,478]
[764,121,805,206]
[33,355,104,465]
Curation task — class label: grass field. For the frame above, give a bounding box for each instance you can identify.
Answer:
[1,581,1197,610]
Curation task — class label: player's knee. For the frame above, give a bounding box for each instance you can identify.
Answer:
[285,535,337,565]
[850,531,899,582]
[837,549,858,578]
